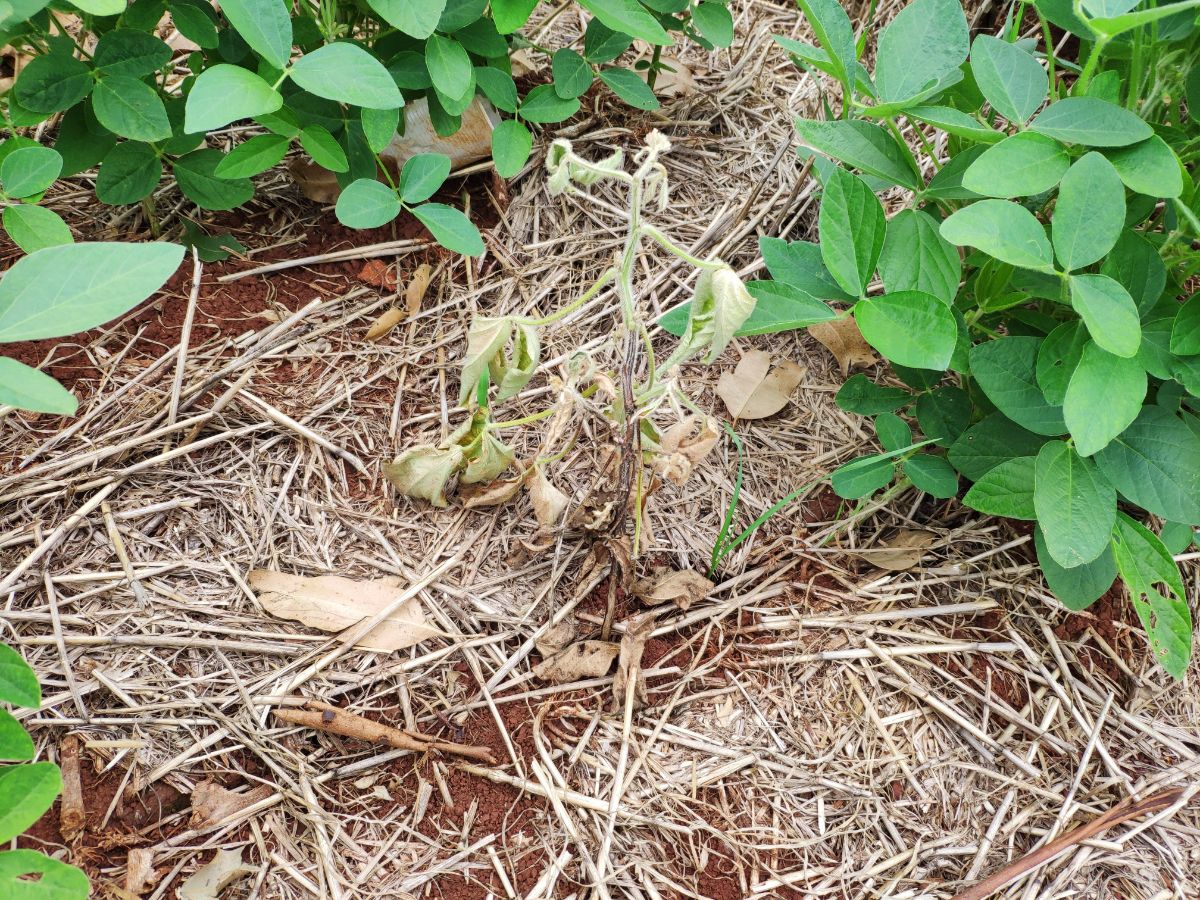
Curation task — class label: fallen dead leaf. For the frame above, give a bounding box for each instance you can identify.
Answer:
[248,571,438,652]
[189,781,274,830]
[178,849,257,900]
[365,308,405,341]
[528,465,569,526]
[460,471,527,508]
[653,415,720,485]
[613,612,658,709]
[533,640,620,682]
[717,350,805,419]
[809,316,877,376]
[650,57,696,97]
[633,569,714,611]
[125,848,159,897]
[358,258,397,290]
[405,263,433,317]
[288,158,341,203]
[858,528,937,571]
[535,619,577,657]
[508,48,542,77]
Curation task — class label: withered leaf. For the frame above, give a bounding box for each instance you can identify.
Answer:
[653,415,719,485]
[461,471,527,508]
[405,263,433,317]
[189,781,274,830]
[633,569,714,611]
[365,308,405,341]
[178,849,257,900]
[528,465,569,526]
[613,612,658,709]
[533,640,620,682]
[384,443,465,507]
[717,350,805,419]
[857,528,937,571]
[809,316,877,376]
[535,619,577,657]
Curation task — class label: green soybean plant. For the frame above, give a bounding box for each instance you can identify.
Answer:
[668,0,1199,677]
[1,241,183,413]
[0,643,89,899]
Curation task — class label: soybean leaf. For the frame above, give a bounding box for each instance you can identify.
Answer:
[475,67,518,113]
[1063,341,1146,456]
[361,106,399,154]
[916,386,972,446]
[904,453,958,498]
[440,0,489,32]
[905,105,1004,143]
[1159,521,1196,554]
[1111,514,1192,679]
[412,202,484,255]
[552,49,592,99]
[793,0,857,93]
[0,850,89,900]
[425,34,473,103]
[576,0,671,45]
[491,0,538,32]
[299,125,348,172]
[0,645,39,708]
[54,105,117,177]
[367,0,447,37]
[1034,525,1116,611]
[0,241,183,341]
[0,710,34,760]
[173,149,254,210]
[969,336,1066,435]
[970,34,1046,124]
[692,1,733,46]
[794,118,919,189]
[599,68,659,110]
[1100,230,1167,316]
[167,0,218,47]
[831,454,894,499]
[854,290,958,369]
[214,134,289,179]
[1170,294,1200,356]
[335,179,401,228]
[0,357,77,414]
[948,412,1049,480]
[1104,135,1184,199]
[1052,152,1125,271]
[1036,320,1089,405]
[93,29,172,78]
[518,84,580,123]
[491,119,532,178]
[759,237,855,302]
[398,153,451,203]
[737,281,836,333]
[96,141,161,204]
[940,199,1054,272]
[583,17,633,62]
[963,456,1037,519]
[0,764,62,843]
[1093,405,1200,523]
[875,0,968,105]
[878,209,960,304]
[818,168,885,297]
[1069,274,1141,358]
[1033,440,1116,568]
[220,0,292,69]
[92,76,172,142]
[2,205,72,254]
[924,143,987,200]
[184,64,283,133]
[836,374,910,415]
[13,53,92,114]
[875,413,912,452]
[290,42,403,110]
[961,132,1068,198]
[1030,97,1152,146]
[0,146,61,198]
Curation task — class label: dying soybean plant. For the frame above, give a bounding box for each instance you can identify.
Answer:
[385,131,755,556]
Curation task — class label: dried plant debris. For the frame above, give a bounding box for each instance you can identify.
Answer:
[188,781,274,830]
[809,316,878,376]
[651,415,720,485]
[125,848,159,897]
[177,849,257,900]
[533,640,620,682]
[633,569,715,610]
[717,350,805,419]
[613,612,658,709]
[857,528,938,571]
[248,571,437,652]
[528,464,570,525]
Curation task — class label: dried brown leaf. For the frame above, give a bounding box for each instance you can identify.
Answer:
[633,569,714,611]
[809,317,877,376]
[189,780,274,830]
[651,57,696,97]
[178,849,257,900]
[858,528,937,571]
[533,640,620,682]
[716,350,805,419]
[460,471,527,508]
[248,571,438,652]
[288,158,341,204]
[365,308,405,342]
[405,263,433,317]
[528,465,569,526]
[654,415,719,485]
[535,619,577,657]
[613,612,658,709]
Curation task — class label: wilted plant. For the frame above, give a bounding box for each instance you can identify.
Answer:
[386,130,755,555]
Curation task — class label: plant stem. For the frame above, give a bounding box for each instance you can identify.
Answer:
[639,223,724,269]
[646,44,662,90]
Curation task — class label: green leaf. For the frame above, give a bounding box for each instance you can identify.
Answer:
[692,1,733,46]
[831,453,894,499]
[299,125,348,172]
[13,53,93,114]
[1034,525,1116,611]
[1100,230,1166,316]
[491,119,532,178]
[214,134,289,179]
[168,0,219,48]
[1063,341,1146,456]
[92,76,172,142]
[1069,274,1140,358]
[949,412,1049,480]
[576,0,671,45]
[184,64,282,133]
[875,413,911,452]
[0,763,61,843]
[963,456,1037,519]
[961,132,1069,198]
[491,0,538,32]
[0,850,89,900]
[425,34,473,103]
[368,0,446,37]
[1030,97,1152,147]
[518,84,580,123]
[1110,513,1192,679]
[1170,293,1200,356]
[793,0,856,93]
[172,149,254,210]
[904,453,958,498]
[0,241,182,341]
[0,146,61,199]
[290,42,403,110]
[54,105,117,177]
[1034,440,1116,568]
[874,0,968,105]
[96,141,161,204]
[969,336,1066,435]
[738,281,835,333]
[552,48,592,99]
[904,105,1004,143]
[818,168,884,297]
[793,118,919,190]
[220,0,292,69]
[854,291,958,369]
[836,374,910,415]
[0,358,78,413]
[916,385,971,446]
[1093,405,1200,523]
[1104,135,1183,199]
[878,209,960,305]
[969,34,1047,124]
[1159,521,1195,555]
[759,237,854,302]
[67,0,125,13]
[398,153,451,203]
[0,710,34,762]
[598,68,659,110]
[583,17,633,63]
[412,202,484,255]
[357,106,397,156]
[1035,320,1088,405]
[0,646,39,708]
[940,199,1054,272]
[1052,152,1125,271]
[439,0,488,31]
[2,205,72,255]
[475,66,518,113]
[334,178,401,228]
[93,29,172,78]
[924,143,987,200]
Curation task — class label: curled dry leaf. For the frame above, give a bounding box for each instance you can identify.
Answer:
[650,57,696,97]
[189,780,274,830]
[405,263,433,317]
[248,571,438,652]
[857,528,938,571]
[533,640,620,683]
[528,465,569,526]
[535,619,577,657]
[178,849,257,900]
[384,443,465,507]
[613,612,658,709]
[365,308,405,341]
[717,350,805,419]
[653,415,719,485]
[460,469,528,508]
[633,569,714,611]
[809,316,877,376]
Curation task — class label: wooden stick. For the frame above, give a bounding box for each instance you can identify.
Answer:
[273,700,496,765]
[949,788,1186,900]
